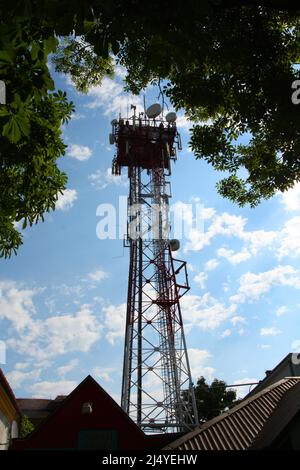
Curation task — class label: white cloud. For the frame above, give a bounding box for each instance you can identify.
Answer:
[67,143,92,161]
[230,265,300,304]
[55,189,77,211]
[280,182,300,211]
[223,282,230,292]
[55,283,85,298]
[291,339,300,351]
[204,259,219,271]
[200,207,216,220]
[260,327,282,336]
[221,329,231,338]
[276,306,287,317]
[233,378,259,399]
[185,212,247,252]
[88,270,109,283]
[6,369,41,389]
[241,229,277,254]
[277,217,300,259]
[176,114,192,132]
[114,64,127,80]
[103,303,126,344]
[187,263,196,272]
[187,349,215,382]
[184,207,276,261]
[85,77,143,116]
[193,272,207,289]
[184,228,207,252]
[70,112,86,121]
[92,366,115,383]
[14,362,30,370]
[230,316,246,326]
[0,280,37,331]
[181,293,237,331]
[7,303,103,361]
[209,212,247,238]
[57,359,79,377]
[217,247,251,265]
[29,380,77,398]
[88,168,128,190]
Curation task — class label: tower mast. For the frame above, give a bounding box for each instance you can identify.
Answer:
[111,104,198,433]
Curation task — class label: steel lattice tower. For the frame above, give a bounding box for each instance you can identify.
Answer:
[110,104,198,433]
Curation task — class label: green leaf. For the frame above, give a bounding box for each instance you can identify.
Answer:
[2,112,30,142]
[2,117,22,142]
[43,36,59,55]
[0,107,10,117]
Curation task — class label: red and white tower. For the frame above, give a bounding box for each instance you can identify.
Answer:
[111,103,198,433]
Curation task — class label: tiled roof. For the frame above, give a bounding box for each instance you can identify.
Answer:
[17,399,53,411]
[17,396,67,426]
[164,377,300,450]
[17,396,66,411]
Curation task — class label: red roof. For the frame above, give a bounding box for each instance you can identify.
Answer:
[12,375,179,450]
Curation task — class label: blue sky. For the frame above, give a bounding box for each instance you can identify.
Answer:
[1,64,300,402]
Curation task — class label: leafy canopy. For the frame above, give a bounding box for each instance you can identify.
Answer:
[19,415,35,438]
[183,376,237,423]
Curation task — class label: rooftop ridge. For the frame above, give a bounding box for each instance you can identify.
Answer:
[164,377,300,450]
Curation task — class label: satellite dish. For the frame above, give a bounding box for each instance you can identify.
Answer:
[111,119,118,126]
[169,239,180,251]
[146,103,162,119]
[166,112,177,123]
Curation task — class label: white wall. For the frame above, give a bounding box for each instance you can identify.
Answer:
[0,410,10,450]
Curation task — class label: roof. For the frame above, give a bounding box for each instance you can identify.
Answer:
[17,397,66,425]
[17,396,66,411]
[12,374,179,450]
[252,379,300,449]
[17,399,53,411]
[0,368,21,417]
[246,353,298,397]
[164,377,300,450]
[13,375,146,442]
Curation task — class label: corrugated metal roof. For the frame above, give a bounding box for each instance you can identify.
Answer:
[164,377,300,450]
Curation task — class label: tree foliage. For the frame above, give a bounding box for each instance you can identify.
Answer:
[19,414,35,438]
[184,376,237,423]
[1,1,300,256]
[0,3,74,257]
[53,37,114,93]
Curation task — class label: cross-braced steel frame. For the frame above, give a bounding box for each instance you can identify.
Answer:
[113,111,198,432]
[112,114,198,433]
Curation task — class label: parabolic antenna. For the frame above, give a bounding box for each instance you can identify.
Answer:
[165,112,177,123]
[111,119,118,126]
[169,239,180,252]
[146,103,162,119]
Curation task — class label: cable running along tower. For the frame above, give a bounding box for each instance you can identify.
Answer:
[110,103,198,433]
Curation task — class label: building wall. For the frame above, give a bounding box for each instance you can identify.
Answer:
[0,385,19,450]
[12,379,154,450]
[0,410,10,450]
[272,411,300,449]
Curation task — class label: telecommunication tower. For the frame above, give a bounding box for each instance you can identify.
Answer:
[110,103,198,433]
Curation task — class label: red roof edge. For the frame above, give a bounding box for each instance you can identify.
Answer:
[0,368,22,418]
